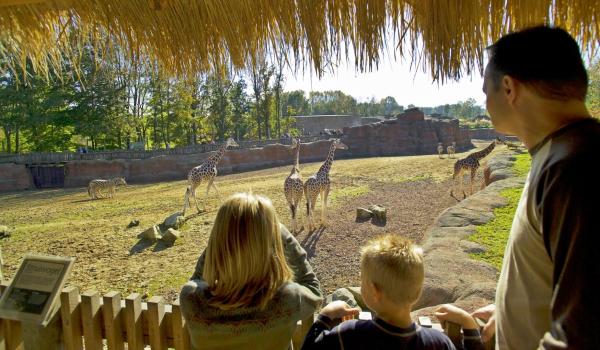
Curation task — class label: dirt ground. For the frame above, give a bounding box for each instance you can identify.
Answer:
[0,142,499,303]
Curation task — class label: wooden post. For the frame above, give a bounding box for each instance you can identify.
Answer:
[147,296,166,350]
[124,293,144,350]
[60,287,83,350]
[21,311,61,350]
[171,300,190,350]
[444,321,462,347]
[80,290,102,350]
[103,292,124,350]
[0,282,23,350]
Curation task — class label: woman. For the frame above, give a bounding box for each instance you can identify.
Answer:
[180,192,323,350]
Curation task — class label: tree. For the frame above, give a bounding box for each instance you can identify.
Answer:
[588,59,600,118]
[273,51,285,138]
[229,79,250,140]
[378,96,402,116]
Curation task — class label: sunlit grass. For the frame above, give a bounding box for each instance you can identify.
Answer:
[468,151,530,270]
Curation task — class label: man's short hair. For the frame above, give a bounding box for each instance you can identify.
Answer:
[486,25,588,101]
[361,235,424,305]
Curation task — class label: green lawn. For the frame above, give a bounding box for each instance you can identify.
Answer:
[468,152,531,270]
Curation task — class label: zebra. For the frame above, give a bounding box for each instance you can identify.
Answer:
[88,177,127,199]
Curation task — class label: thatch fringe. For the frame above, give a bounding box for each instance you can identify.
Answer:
[0,0,598,82]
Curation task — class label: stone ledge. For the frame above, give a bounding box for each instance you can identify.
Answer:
[413,151,525,314]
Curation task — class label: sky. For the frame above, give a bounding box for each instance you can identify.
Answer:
[283,59,486,108]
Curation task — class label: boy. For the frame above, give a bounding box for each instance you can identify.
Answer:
[302,234,484,350]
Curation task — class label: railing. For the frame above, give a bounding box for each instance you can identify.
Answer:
[0,136,331,165]
[0,282,313,350]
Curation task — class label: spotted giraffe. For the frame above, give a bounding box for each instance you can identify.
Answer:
[447,142,456,158]
[304,139,348,231]
[437,142,444,158]
[284,138,304,234]
[451,138,504,198]
[182,138,239,215]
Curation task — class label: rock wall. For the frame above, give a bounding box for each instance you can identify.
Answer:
[341,109,472,157]
[63,142,336,188]
[469,127,518,141]
[2,112,473,191]
[0,164,33,192]
[294,115,362,135]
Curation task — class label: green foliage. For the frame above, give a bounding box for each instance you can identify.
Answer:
[588,59,600,118]
[468,153,531,270]
[1,36,491,153]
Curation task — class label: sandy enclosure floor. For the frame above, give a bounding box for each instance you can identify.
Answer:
[0,142,499,302]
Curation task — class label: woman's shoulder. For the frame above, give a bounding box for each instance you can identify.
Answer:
[181,279,209,293]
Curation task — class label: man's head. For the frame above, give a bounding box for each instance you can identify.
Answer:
[360,235,424,311]
[483,26,588,133]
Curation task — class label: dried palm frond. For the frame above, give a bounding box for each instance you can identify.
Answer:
[0,0,598,83]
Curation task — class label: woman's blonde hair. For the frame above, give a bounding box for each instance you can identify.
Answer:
[202,192,293,310]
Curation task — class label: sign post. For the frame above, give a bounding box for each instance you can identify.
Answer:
[0,254,74,350]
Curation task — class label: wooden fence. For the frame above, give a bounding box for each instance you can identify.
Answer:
[0,136,330,165]
[0,283,313,350]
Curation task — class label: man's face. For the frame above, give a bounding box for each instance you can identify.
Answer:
[482,63,511,133]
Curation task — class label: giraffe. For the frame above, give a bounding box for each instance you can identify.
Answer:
[447,141,456,158]
[284,138,304,234]
[182,138,239,215]
[450,138,504,198]
[437,142,444,158]
[304,139,348,231]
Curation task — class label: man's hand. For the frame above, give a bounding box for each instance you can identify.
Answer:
[435,304,479,330]
[319,300,360,321]
[471,303,496,343]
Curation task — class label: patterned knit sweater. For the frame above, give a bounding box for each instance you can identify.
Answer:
[180,225,323,350]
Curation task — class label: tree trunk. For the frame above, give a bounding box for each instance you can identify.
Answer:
[191,121,198,144]
[15,126,20,153]
[3,126,11,153]
[153,108,158,148]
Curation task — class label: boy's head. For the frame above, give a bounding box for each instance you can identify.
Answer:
[360,235,424,309]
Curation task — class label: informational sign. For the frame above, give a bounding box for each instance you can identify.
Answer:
[0,255,74,326]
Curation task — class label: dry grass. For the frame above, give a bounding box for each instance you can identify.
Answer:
[0,144,502,302]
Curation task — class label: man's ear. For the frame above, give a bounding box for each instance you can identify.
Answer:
[502,75,519,106]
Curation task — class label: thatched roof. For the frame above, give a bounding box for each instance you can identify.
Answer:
[1,0,599,82]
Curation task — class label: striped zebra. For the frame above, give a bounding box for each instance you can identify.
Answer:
[87,177,127,199]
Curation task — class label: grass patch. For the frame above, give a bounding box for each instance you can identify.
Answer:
[329,185,370,204]
[512,152,531,177]
[467,187,523,270]
[147,271,189,298]
[467,152,531,270]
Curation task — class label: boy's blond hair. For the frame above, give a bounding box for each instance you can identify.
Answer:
[360,234,424,305]
[203,192,293,310]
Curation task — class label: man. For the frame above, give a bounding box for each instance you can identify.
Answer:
[474,25,600,349]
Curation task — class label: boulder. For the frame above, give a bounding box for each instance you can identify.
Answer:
[356,208,372,221]
[325,287,369,312]
[138,225,161,242]
[160,228,181,245]
[327,288,360,309]
[163,212,184,230]
[368,205,387,222]
[0,225,11,239]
